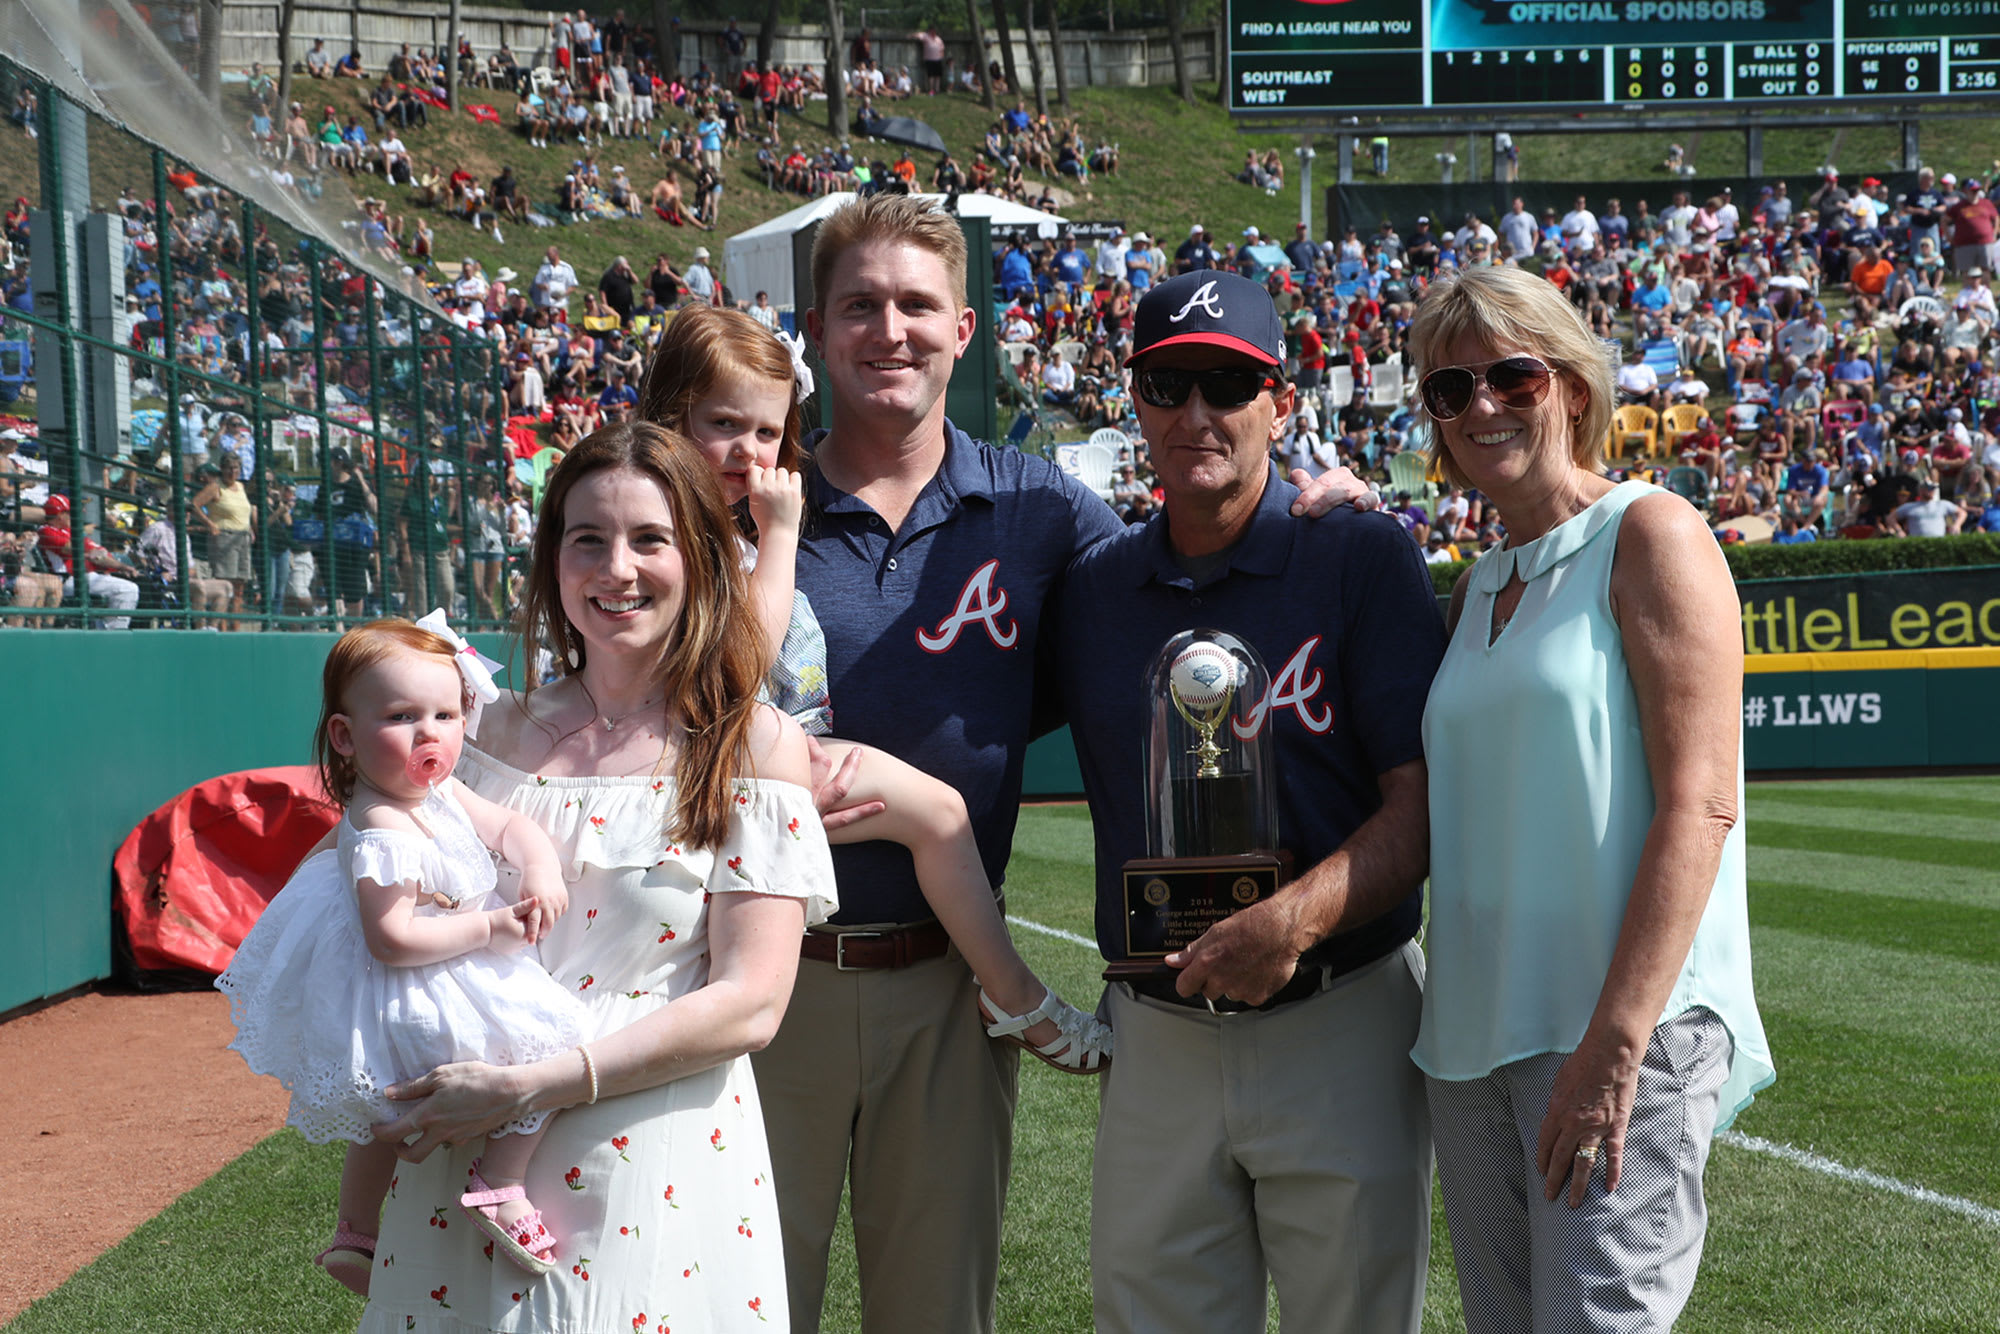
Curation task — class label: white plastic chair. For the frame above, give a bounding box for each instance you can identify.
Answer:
[1368,358,1404,411]
[1087,427,1132,465]
[1075,442,1117,500]
[1051,340,1087,368]
[1323,364,1354,410]
[1898,295,1946,325]
[1000,342,1030,367]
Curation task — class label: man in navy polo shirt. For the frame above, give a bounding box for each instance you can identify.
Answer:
[751,192,1123,1334]
[756,197,1372,1334]
[1056,269,1443,1333]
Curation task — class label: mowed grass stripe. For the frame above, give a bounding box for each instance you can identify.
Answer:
[1749,798,2000,845]
[1733,1001,2000,1206]
[1755,777,2000,807]
[1747,818,2000,873]
[1685,1141,2000,1333]
[1748,879,2000,965]
[1750,784,2000,824]
[1752,923,1999,1045]
[1745,846,2000,908]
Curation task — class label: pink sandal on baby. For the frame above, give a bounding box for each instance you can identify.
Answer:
[460,1167,558,1276]
[315,1220,377,1296]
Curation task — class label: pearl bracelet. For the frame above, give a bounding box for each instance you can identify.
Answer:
[578,1043,599,1105]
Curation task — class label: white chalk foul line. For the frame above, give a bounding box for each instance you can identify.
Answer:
[1015,915,2000,1230]
[1718,1131,2000,1228]
[1013,914,1097,950]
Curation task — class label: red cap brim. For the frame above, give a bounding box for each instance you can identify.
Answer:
[1133,330,1281,365]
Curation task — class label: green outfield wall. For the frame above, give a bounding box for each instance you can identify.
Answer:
[0,628,514,1016]
[6,634,1995,1015]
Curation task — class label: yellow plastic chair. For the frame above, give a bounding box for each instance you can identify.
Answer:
[1611,404,1659,462]
[1660,403,1706,454]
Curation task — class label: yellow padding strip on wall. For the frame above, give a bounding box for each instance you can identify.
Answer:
[1743,648,2000,673]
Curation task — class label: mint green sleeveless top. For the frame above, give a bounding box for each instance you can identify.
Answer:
[1413,481,1773,1130]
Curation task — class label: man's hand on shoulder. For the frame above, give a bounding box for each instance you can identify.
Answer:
[1290,464,1380,516]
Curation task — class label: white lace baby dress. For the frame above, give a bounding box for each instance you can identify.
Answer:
[216,781,589,1144]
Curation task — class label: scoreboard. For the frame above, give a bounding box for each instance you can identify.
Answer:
[1229,0,1997,114]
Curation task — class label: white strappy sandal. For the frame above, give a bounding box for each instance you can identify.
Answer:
[978,987,1114,1074]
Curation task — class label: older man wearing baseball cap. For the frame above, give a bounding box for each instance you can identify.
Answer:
[1054,267,1442,1334]
[1947,175,2000,275]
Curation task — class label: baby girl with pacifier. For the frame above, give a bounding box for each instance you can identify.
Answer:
[218,612,590,1294]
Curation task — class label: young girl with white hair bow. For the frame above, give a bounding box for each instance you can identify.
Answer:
[217,611,588,1295]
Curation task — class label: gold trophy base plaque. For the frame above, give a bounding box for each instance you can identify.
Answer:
[1102,852,1287,982]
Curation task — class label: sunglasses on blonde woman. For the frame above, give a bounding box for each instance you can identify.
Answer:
[1418,355,1554,422]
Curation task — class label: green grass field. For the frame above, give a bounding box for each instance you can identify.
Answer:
[10,776,1999,1332]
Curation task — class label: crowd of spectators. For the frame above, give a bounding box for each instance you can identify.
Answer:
[986,165,2000,557]
[10,13,2000,634]
[0,141,561,629]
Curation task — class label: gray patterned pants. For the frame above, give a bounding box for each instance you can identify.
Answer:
[1426,1007,1733,1333]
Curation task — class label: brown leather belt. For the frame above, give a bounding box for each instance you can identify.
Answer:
[1126,962,1332,1015]
[800,920,953,971]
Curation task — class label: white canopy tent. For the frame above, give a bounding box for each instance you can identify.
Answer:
[724,193,1070,312]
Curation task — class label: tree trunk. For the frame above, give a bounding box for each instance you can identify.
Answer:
[198,0,223,105]
[445,0,462,110]
[1212,9,1226,103]
[826,0,847,139]
[651,0,677,78]
[964,0,994,109]
[275,0,298,119]
[1164,0,1192,105]
[1017,0,1046,116]
[990,0,1018,97]
[1046,0,1069,115]
[756,0,779,71]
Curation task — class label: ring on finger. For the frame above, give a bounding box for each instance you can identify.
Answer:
[1575,1143,1600,1163]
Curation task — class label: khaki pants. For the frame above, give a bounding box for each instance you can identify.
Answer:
[1091,942,1432,1334]
[753,948,1019,1333]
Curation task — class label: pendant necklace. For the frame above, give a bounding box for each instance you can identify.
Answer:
[598,695,664,732]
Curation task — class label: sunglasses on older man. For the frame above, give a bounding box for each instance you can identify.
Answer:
[1134,365,1280,409]
[1418,355,1554,421]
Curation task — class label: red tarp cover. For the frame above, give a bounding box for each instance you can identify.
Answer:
[113,767,340,976]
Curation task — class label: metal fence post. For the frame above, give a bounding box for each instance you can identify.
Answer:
[38,80,90,626]
[309,248,337,616]
[154,145,190,627]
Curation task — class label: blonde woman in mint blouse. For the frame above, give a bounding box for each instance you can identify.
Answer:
[1408,266,1773,1333]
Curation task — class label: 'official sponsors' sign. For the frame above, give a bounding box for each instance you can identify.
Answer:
[1738,566,2000,656]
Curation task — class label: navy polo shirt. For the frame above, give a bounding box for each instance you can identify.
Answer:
[799,418,1124,926]
[1055,464,1445,971]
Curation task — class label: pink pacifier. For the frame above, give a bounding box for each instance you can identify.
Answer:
[406,743,451,788]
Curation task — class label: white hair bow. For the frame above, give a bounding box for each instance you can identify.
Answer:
[415,608,505,738]
[776,329,815,404]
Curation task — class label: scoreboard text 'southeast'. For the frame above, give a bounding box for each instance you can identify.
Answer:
[1227,0,1994,112]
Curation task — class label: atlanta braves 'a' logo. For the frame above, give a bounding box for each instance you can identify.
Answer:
[916,559,1020,653]
[1168,280,1226,323]
[1231,637,1334,738]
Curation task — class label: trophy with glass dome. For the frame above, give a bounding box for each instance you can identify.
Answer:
[1103,629,1287,982]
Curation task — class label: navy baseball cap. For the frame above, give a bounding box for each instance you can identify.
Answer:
[1130,270,1285,366]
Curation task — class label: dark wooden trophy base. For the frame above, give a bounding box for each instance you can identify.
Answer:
[1103,852,1288,982]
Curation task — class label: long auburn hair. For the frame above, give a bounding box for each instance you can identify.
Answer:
[635,304,806,473]
[516,421,768,851]
[314,619,467,807]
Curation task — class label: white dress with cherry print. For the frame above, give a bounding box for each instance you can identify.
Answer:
[358,746,836,1334]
